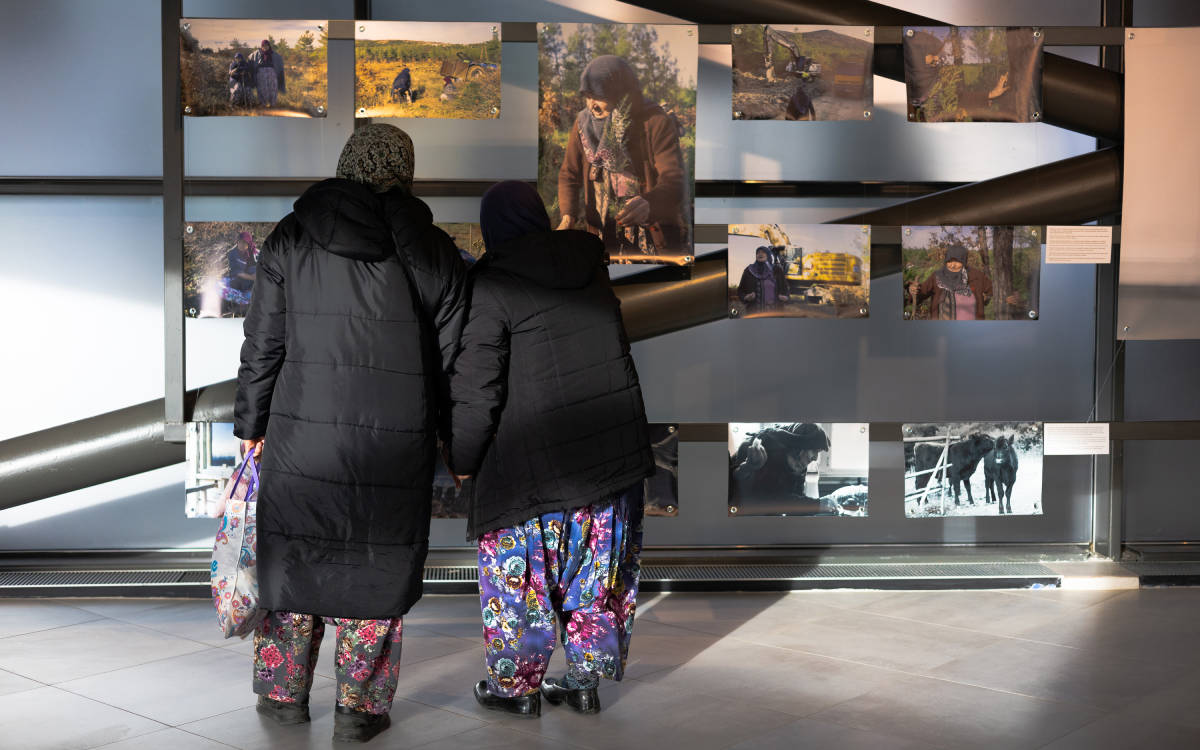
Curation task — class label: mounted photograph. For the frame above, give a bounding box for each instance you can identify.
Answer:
[183,221,276,318]
[732,24,874,121]
[903,26,1043,123]
[355,22,501,119]
[185,422,241,518]
[644,424,679,517]
[180,19,328,117]
[538,23,697,265]
[904,422,1043,518]
[902,225,1041,321]
[728,223,870,319]
[728,422,869,517]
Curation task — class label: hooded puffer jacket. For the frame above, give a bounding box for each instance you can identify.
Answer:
[234,178,465,619]
[448,229,654,539]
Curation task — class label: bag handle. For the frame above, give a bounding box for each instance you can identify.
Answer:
[229,449,260,497]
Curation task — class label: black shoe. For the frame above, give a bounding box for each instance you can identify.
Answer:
[473,679,541,717]
[333,706,391,743]
[255,695,310,725]
[540,676,601,714]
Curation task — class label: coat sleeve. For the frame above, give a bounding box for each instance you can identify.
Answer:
[641,114,687,225]
[275,54,286,93]
[915,273,937,304]
[558,121,584,221]
[234,232,286,440]
[405,227,467,441]
[448,279,510,475]
[737,267,755,300]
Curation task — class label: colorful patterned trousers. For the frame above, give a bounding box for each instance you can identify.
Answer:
[477,484,644,698]
[252,611,403,715]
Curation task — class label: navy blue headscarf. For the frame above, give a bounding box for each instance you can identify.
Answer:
[479,180,551,251]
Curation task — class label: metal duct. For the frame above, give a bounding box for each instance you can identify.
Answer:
[0,263,727,510]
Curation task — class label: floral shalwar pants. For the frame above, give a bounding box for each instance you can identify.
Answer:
[477,484,644,698]
[253,611,403,714]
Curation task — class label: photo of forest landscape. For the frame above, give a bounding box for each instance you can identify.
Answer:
[903,26,1042,123]
[538,23,697,263]
[903,225,1041,321]
[356,22,501,119]
[180,19,327,117]
[732,25,873,121]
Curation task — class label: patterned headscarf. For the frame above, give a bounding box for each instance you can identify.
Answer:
[335,124,414,193]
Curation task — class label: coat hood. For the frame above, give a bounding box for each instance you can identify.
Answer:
[293,178,395,261]
[482,230,604,289]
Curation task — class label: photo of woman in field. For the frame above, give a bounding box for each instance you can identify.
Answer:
[180,19,327,117]
[183,221,277,318]
[539,23,697,264]
[902,225,1041,321]
[355,22,501,119]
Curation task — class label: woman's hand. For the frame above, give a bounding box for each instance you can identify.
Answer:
[557,215,573,231]
[241,438,264,460]
[743,292,757,302]
[907,282,919,297]
[615,196,650,227]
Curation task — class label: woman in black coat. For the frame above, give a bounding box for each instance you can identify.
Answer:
[234,124,465,742]
[449,181,654,718]
[737,245,789,314]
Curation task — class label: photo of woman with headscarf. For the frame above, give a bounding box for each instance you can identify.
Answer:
[538,24,697,265]
[249,39,286,107]
[183,222,276,319]
[737,245,790,313]
[903,226,1038,320]
[228,52,253,107]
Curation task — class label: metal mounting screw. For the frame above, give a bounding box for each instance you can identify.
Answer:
[734,111,743,119]
[860,425,867,433]
[905,426,913,434]
[908,112,915,120]
[684,255,694,264]
[1128,32,1135,40]
[187,307,197,317]
[358,107,366,115]
[865,28,872,37]
[317,25,324,31]
[182,22,190,31]
[359,25,365,32]
[730,308,740,318]
[1031,111,1041,121]
[734,26,743,36]
[904,227,912,236]
[1031,228,1039,237]
[1122,325,1130,332]
[859,307,868,316]
[668,425,676,433]
[906,29,914,37]
[183,105,192,114]
[491,107,499,115]
[185,225,194,234]
[316,105,325,114]
[1028,310,1038,320]
[1033,29,1042,39]
[729,506,738,515]
[665,505,675,514]
[863,110,872,119]
[903,310,912,320]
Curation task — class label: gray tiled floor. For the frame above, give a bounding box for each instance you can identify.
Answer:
[2,588,1199,749]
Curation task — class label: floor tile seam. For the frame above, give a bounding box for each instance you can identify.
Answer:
[0,613,108,640]
[715,634,1115,714]
[69,600,193,622]
[0,664,54,691]
[55,678,251,728]
[33,683,173,737]
[88,724,242,750]
[404,721,517,750]
[390,692,497,724]
[39,642,228,688]
[791,705,960,750]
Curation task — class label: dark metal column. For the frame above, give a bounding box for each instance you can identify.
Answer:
[162,0,185,443]
[1092,0,1132,560]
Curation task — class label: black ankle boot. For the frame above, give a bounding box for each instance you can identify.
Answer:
[473,679,541,717]
[540,676,601,714]
[255,695,310,725]
[332,706,391,743]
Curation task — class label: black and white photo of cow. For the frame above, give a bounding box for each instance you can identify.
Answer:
[984,435,1019,514]
[904,422,1043,518]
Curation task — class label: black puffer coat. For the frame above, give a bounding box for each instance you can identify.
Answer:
[234,178,465,619]
[448,230,654,539]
